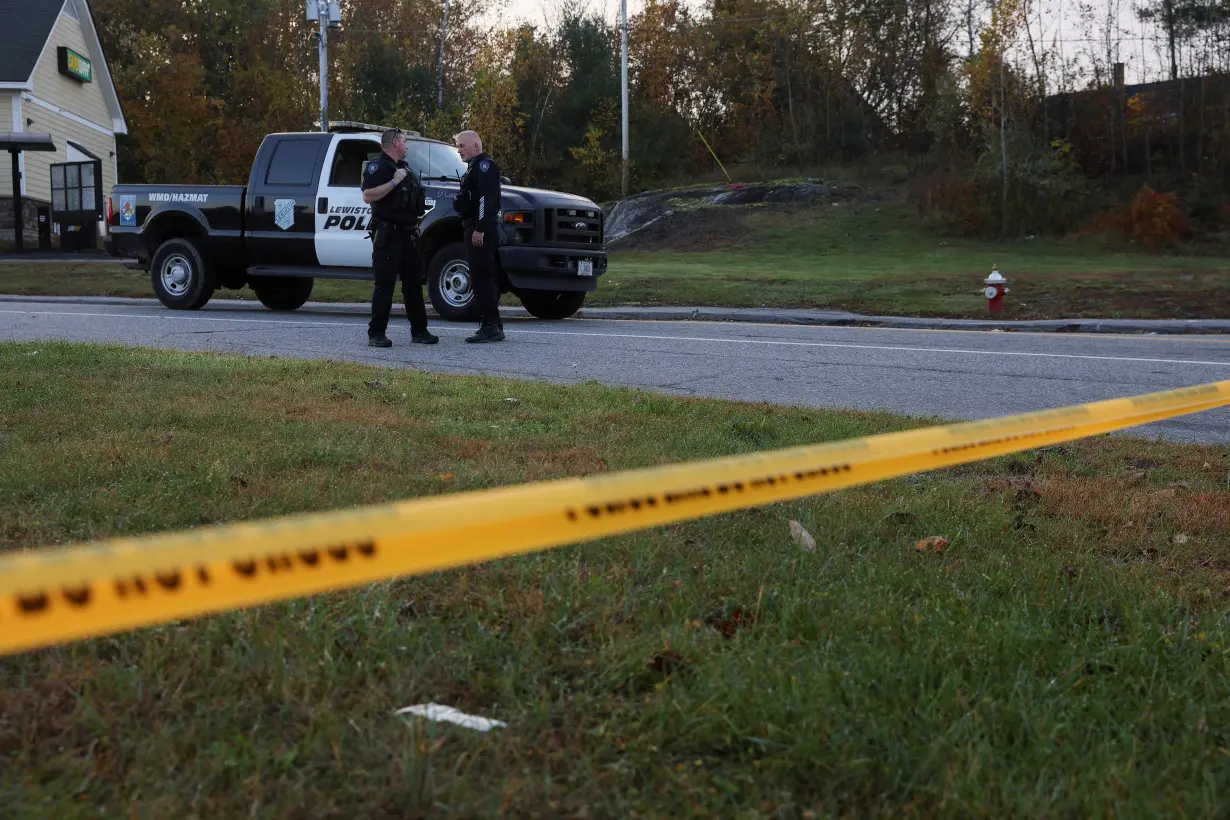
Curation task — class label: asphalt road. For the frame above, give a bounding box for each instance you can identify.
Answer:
[3,297,1229,444]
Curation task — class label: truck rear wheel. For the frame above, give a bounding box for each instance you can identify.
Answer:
[427,242,481,322]
[151,238,214,310]
[253,277,314,311]
[519,290,586,320]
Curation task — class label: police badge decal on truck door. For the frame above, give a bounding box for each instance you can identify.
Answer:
[274,199,296,230]
[315,136,380,267]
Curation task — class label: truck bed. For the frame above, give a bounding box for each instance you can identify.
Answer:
[107,184,246,265]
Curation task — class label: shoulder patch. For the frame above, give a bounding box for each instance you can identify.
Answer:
[366,161,380,176]
[479,161,491,172]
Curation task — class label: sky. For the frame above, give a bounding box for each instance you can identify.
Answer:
[493,0,661,27]
[484,0,1177,85]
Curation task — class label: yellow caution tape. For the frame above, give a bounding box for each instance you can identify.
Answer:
[2,380,1228,656]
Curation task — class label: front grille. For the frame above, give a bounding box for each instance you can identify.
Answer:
[544,207,603,245]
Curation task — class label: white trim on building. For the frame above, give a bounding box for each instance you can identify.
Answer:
[68,0,126,135]
[12,94,26,195]
[21,93,115,137]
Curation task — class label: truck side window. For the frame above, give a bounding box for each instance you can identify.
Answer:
[265,139,322,186]
[405,140,468,181]
[330,140,380,188]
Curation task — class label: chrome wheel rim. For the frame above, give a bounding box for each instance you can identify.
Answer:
[160,253,192,296]
[441,261,473,308]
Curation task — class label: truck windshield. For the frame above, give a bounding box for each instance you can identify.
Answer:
[407,140,468,182]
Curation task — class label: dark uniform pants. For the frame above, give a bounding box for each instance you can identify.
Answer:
[464,227,502,329]
[370,232,429,338]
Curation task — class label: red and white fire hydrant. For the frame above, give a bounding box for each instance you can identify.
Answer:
[984,266,1009,315]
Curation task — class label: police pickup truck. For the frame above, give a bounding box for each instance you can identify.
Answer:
[103,123,607,320]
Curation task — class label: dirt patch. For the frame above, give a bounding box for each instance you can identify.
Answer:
[612,206,774,252]
[806,270,1230,320]
[1008,272,1230,320]
[605,177,905,251]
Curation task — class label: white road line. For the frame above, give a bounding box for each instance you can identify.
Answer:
[2,308,1229,368]
[509,327,1230,367]
[4,298,1230,344]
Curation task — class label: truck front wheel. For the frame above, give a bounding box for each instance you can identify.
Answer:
[151,238,214,310]
[518,290,586,320]
[253,277,314,311]
[426,242,482,322]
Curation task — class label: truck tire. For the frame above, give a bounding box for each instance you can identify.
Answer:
[426,242,482,322]
[253,277,314,311]
[518,290,586,320]
[151,237,214,310]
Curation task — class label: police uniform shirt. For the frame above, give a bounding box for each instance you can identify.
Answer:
[362,153,416,229]
[461,153,501,237]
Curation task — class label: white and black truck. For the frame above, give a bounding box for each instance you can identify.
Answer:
[103,122,607,321]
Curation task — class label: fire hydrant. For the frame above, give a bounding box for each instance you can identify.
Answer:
[984,265,1009,315]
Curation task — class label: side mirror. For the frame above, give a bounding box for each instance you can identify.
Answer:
[501,176,511,185]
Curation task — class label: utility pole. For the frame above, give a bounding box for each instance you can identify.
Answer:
[318,5,328,132]
[306,1,340,132]
[438,0,451,110]
[620,0,629,198]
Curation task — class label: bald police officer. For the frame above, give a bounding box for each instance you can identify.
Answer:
[453,130,504,343]
[361,128,437,348]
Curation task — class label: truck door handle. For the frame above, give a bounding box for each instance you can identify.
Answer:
[317,197,328,214]
[253,196,264,211]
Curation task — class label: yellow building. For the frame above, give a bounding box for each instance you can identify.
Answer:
[1,0,126,249]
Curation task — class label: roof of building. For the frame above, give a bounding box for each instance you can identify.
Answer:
[0,1,127,134]
[0,0,64,85]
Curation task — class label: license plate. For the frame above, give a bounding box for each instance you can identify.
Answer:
[577,260,593,277]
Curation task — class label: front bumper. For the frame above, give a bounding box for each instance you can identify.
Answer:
[499,246,607,293]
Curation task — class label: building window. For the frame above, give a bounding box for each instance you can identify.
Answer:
[51,161,97,214]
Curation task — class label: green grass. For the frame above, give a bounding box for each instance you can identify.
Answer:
[0,263,515,308]
[0,262,376,304]
[601,203,1230,318]
[3,201,1228,319]
[2,342,1229,817]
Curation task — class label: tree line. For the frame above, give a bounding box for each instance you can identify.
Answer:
[94,0,1230,235]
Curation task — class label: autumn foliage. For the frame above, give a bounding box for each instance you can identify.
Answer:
[90,0,1230,217]
[1128,185,1191,247]
[1082,184,1192,247]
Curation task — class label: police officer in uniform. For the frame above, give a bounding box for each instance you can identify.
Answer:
[453,130,504,343]
[361,127,437,348]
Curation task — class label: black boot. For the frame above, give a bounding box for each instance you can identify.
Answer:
[411,330,439,344]
[368,334,392,348]
[465,324,505,343]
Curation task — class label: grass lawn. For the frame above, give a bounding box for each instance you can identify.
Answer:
[0,262,378,304]
[3,202,1227,319]
[2,342,1229,817]
[604,203,1230,319]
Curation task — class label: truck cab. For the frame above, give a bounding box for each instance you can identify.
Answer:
[105,123,607,321]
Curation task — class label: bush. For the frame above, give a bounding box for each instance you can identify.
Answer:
[912,130,1089,237]
[1128,184,1190,247]
[969,133,1089,235]
[1077,205,1130,238]
[1080,184,1194,247]
[911,170,989,236]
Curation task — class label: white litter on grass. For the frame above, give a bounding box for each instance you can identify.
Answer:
[789,520,817,552]
[395,704,508,732]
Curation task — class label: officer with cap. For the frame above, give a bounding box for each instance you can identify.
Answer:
[453,130,504,343]
[361,127,437,348]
